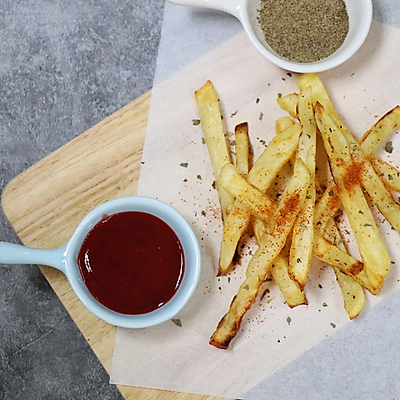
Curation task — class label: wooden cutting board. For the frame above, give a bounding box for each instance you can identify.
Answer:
[1,91,223,400]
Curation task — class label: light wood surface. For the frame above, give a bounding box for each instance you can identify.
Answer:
[1,91,225,400]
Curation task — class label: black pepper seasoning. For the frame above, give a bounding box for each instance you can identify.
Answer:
[258,0,349,63]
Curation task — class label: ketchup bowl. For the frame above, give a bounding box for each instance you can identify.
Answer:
[0,196,201,328]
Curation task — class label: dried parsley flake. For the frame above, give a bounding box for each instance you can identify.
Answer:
[172,318,182,327]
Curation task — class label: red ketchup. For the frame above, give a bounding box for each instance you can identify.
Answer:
[77,211,185,315]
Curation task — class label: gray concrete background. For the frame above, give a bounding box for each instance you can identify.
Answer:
[0,1,164,398]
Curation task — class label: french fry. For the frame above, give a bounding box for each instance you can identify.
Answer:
[219,163,276,223]
[313,182,341,236]
[218,124,301,274]
[234,122,250,177]
[210,157,311,349]
[271,255,307,308]
[323,218,365,319]
[277,93,298,119]
[218,123,251,275]
[313,232,379,294]
[315,103,391,291]
[359,105,400,154]
[289,86,317,288]
[252,217,307,308]
[275,116,294,134]
[195,80,234,222]
[218,203,252,275]
[368,155,400,192]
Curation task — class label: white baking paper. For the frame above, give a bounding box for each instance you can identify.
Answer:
[111,2,400,398]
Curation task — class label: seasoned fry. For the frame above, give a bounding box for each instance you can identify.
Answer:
[210,158,311,349]
[313,182,341,236]
[289,86,317,288]
[234,122,250,177]
[252,218,307,308]
[218,124,301,274]
[323,218,365,319]
[275,116,294,134]
[359,105,400,154]
[218,123,251,275]
[368,155,400,192]
[277,93,298,118]
[219,163,275,223]
[218,202,252,275]
[315,103,391,291]
[271,254,307,308]
[313,232,379,294]
[195,80,234,222]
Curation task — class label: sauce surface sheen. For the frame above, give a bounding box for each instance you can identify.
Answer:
[77,211,185,315]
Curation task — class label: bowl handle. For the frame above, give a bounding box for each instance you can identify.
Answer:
[0,242,67,273]
[166,0,244,18]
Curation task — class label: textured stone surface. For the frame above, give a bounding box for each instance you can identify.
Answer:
[0,1,164,398]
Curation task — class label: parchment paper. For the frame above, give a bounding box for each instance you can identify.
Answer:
[111,3,400,398]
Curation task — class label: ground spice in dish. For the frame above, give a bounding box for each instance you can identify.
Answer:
[258,0,349,63]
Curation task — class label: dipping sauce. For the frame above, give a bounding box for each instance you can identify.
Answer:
[77,211,185,315]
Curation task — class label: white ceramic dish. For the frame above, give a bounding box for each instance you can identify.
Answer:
[0,196,201,328]
[167,0,373,73]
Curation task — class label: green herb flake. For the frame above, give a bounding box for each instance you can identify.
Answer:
[243,284,250,290]
[192,119,201,126]
[202,137,206,144]
[183,178,188,182]
[300,223,307,229]
[256,98,260,103]
[197,174,202,180]
[180,162,188,168]
[322,302,328,307]
[330,322,336,329]
[231,111,238,117]
[286,316,291,324]
[172,318,182,327]
[201,210,206,216]
[297,258,302,263]
[385,141,394,154]
[277,93,282,99]
[228,276,231,283]
[388,174,393,181]
[364,223,373,227]
[328,190,335,197]
[212,180,216,189]
[259,112,264,121]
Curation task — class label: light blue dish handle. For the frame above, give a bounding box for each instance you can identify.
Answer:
[166,0,245,18]
[0,242,67,274]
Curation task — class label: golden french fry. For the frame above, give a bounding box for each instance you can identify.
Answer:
[218,202,251,275]
[315,103,391,291]
[277,93,298,118]
[359,105,400,154]
[275,116,294,134]
[246,123,301,190]
[323,218,365,319]
[368,155,400,192]
[358,156,400,232]
[219,163,275,223]
[195,80,234,222]
[234,122,250,177]
[210,157,311,349]
[313,232,379,294]
[289,86,317,288]
[271,254,307,308]
[313,182,341,236]
[252,217,307,308]
[217,123,301,275]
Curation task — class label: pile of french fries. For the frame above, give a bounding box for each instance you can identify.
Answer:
[194,73,400,350]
